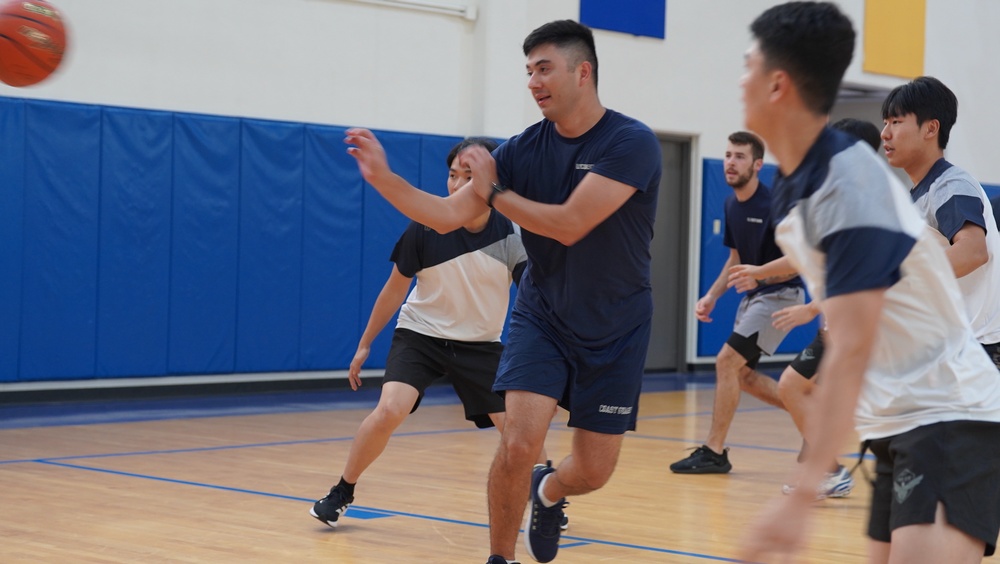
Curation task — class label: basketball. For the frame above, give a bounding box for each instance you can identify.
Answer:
[0,0,67,87]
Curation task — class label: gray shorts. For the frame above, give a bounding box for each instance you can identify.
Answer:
[730,286,804,358]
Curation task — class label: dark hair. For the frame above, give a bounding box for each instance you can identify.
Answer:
[831,118,881,152]
[522,19,599,87]
[880,76,957,149]
[750,2,855,115]
[728,131,765,161]
[446,137,499,167]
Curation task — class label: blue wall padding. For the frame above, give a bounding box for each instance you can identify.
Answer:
[697,158,818,358]
[299,125,365,370]
[359,131,423,366]
[235,120,306,372]
[984,184,999,200]
[0,99,25,380]
[97,108,174,377]
[168,115,241,375]
[0,96,469,382]
[20,101,102,380]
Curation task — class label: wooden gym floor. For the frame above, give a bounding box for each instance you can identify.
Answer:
[0,372,872,563]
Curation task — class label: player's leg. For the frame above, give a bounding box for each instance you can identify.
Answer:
[670,298,756,473]
[489,390,557,560]
[886,504,985,564]
[342,381,421,482]
[486,311,566,562]
[342,329,444,481]
[543,429,624,499]
[523,316,647,562]
[707,341,754,447]
[311,329,438,528]
[778,363,814,440]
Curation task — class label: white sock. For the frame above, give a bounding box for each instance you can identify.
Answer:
[537,473,558,507]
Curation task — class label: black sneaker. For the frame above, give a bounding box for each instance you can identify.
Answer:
[485,556,520,564]
[669,445,732,474]
[524,462,566,563]
[310,484,354,528]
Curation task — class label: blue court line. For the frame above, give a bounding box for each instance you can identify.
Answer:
[0,371,721,430]
[0,427,484,465]
[31,459,749,562]
[0,411,873,466]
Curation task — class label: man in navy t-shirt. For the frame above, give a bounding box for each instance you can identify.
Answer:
[344,19,661,564]
[670,131,804,475]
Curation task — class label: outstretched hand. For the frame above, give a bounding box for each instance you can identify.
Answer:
[345,128,391,186]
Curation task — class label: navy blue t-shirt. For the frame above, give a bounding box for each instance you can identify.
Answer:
[493,109,661,346]
[723,183,802,297]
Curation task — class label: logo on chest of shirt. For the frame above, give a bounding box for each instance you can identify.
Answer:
[746,217,764,224]
[576,163,594,170]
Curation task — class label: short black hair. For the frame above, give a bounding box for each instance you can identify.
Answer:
[522,19,599,88]
[447,137,499,167]
[750,2,855,115]
[728,131,765,161]
[880,76,957,150]
[831,118,881,152]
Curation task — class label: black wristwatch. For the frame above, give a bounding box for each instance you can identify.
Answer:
[487,182,508,208]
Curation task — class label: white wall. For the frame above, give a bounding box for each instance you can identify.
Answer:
[5,0,997,182]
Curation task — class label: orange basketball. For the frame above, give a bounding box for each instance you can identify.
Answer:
[0,0,67,87]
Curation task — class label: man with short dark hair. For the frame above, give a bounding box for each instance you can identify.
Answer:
[881,76,1000,369]
[343,18,661,564]
[735,3,1000,562]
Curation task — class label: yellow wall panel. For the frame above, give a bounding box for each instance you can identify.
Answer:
[863,0,926,78]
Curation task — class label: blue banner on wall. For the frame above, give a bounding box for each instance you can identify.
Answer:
[580,0,666,39]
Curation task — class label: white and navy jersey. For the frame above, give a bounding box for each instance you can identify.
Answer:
[391,211,526,343]
[772,127,1000,441]
[909,159,1000,345]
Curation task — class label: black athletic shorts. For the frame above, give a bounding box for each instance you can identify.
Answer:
[788,329,825,380]
[383,328,505,428]
[867,420,1000,555]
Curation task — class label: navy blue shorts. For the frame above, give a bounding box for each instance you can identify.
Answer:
[493,310,650,435]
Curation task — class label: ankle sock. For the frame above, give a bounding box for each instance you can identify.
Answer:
[338,476,356,497]
[537,473,558,507]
